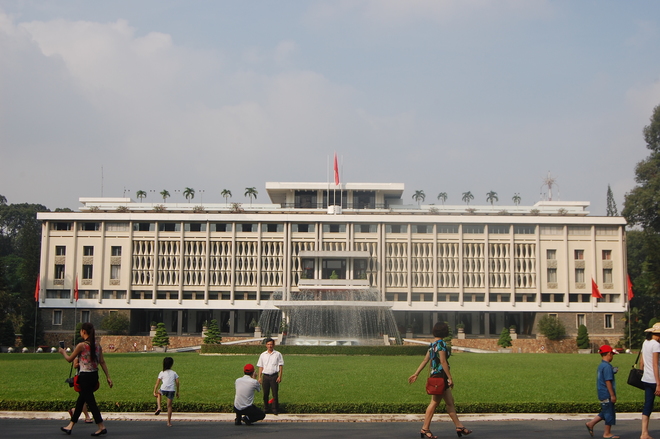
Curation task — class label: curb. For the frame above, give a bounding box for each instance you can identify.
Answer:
[0,411,646,423]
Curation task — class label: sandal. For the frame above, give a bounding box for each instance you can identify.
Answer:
[85,419,94,423]
[420,429,438,439]
[585,423,594,437]
[456,427,473,437]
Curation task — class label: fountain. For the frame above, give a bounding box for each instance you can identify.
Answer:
[258,289,402,345]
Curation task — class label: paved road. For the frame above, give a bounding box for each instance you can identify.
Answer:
[0,416,648,439]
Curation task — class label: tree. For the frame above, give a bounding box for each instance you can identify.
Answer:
[576,324,590,349]
[462,191,474,205]
[512,193,521,206]
[486,191,498,206]
[0,318,15,346]
[136,190,147,202]
[412,190,425,206]
[244,187,258,206]
[497,327,512,348]
[537,315,566,340]
[221,189,232,205]
[100,312,130,335]
[152,322,170,347]
[183,187,195,203]
[203,319,222,344]
[160,190,170,203]
[606,184,618,216]
[437,192,447,205]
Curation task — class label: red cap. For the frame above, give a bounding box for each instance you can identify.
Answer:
[598,345,617,354]
[244,364,255,374]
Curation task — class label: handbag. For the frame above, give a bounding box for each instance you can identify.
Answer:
[628,350,645,390]
[426,376,445,395]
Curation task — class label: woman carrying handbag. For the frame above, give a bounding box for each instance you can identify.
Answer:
[408,322,472,439]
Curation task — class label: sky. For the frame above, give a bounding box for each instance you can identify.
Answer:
[1,1,660,215]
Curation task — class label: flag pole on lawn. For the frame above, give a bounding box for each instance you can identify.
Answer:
[33,275,40,352]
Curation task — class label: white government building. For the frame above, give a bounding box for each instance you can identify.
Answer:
[37,181,628,342]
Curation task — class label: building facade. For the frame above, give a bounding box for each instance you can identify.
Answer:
[37,182,628,342]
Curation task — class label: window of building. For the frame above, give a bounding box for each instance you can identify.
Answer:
[352,191,375,209]
[111,246,122,256]
[51,222,72,231]
[265,224,283,233]
[294,190,317,208]
[356,224,377,233]
[354,259,368,280]
[110,265,121,280]
[55,246,66,256]
[212,223,232,232]
[603,268,613,284]
[159,223,180,232]
[82,264,93,279]
[577,314,585,327]
[322,259,346,279]
[514,225,536,234]
[83,246,94,256]
[81,310,90,323]
[575,268,585,284]
[386,224,407,233]
[464,225,484,234]
[605,314,614,329]
[106,222,129,232]
[547,268,557,283]
[596,226,618,236]
[239,223,256,232]
[301,259,314,280]
[80,222,100,231]
[293,224,314,233]
[602,250,612,260]
[568,226,590,235]
[540,225,563,235]
[323,224,346,233]
[55,264,65,279]
[437,225,458,234]
[185,223,206,232]
[133,222,154,232]
[547,249,556,260]
[53,310,62,325]
[412,224,430,234]
[489,225,509,234]
[574,249,584,260]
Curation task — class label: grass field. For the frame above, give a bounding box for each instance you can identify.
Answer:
[0,351,648,413]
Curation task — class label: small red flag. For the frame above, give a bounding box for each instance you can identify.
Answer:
[628,274,634,301]
[333,152,339,185]
[74,276,79,301]
[591,278,602,299]
[34,276,40,302]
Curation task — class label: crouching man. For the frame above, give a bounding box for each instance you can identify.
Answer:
[234,364,266,425]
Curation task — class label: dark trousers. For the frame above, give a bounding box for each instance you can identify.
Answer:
[234,404,266,423]
[72,371,103,424]
[262,373,279,412]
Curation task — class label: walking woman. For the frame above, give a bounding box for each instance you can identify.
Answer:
[640,322,660,439]
[59,322,113,436]
[408,322,472,439]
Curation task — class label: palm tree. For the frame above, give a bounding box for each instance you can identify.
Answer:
[412,190,425,206]
[462,191,474,205]
[486,191,498,206]
[437,192,448,205]
[160,190,170,203]
[221,189,232,206]
[136,190,146,202]
[183,187,195,203]
[244,187,258,206]
[512,193,521,206]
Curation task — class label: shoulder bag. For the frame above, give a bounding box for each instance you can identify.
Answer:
[627,349,645,390]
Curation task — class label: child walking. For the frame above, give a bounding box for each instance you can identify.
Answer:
[153,356,180,427]
[585,345,619,439]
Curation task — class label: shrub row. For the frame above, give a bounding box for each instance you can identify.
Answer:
[200,345,428,356]
[0,399,650,414]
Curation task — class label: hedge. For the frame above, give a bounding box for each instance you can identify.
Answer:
[0,399,650,414]
[200,345,428,356]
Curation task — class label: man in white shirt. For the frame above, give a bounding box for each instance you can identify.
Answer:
[257,338,284,415]
[234,364,265,425]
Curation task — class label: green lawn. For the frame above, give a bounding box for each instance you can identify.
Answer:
[0,352,648,413]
